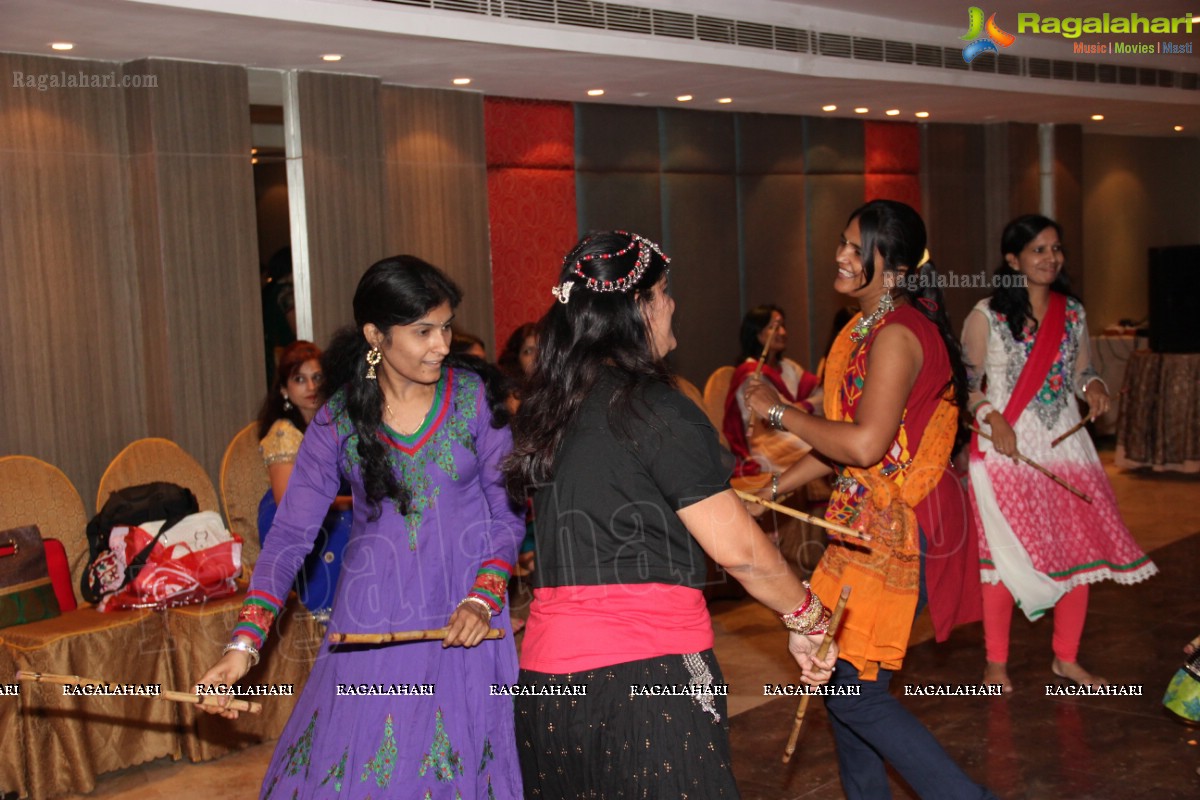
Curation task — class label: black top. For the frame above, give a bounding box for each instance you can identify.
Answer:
[532,369,733,590]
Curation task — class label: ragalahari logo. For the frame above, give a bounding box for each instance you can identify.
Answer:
[960,7,1016,63]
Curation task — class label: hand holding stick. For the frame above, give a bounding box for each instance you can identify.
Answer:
[15,670,262,714]
[782,586,850,764]
[747,324,778,437]
[972,426,1092,503]
[328,627,506,645]
[735,490,871,541]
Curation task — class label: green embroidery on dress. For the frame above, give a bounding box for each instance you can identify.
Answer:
[487,777,497,800]
[360,714,398,788]
[320,746,348,792]
[328,371,481,550]
[283,710,317,779]
[262,775,279,800]
[478,736,494,774]
[418,708,464,783]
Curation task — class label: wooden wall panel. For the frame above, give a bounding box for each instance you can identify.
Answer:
[575,172,663,241]
[294,72,387,345]
[124,59,263,485]
[805,175,866,368]
[0,54,145,498]
[383,86,493,351]
[1053,125,1084,302]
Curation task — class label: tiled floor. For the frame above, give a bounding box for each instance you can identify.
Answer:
[59,450,1200,799]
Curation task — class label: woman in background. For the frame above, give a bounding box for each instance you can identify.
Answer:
[724,305,823,479]
[256,340,351,620]
[964,214,1156,692]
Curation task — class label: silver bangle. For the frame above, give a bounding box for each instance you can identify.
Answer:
[457,596,494,619]
[770,473,780,502]
[223,640,260,667]
[767,403,788,431]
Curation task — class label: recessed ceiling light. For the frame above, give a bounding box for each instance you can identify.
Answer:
[50,42,74,51]
[587,89,604,96]
[717,97,733,104]
[821,104,837,112]
[251,157,259,165]
[251,148,258,155]
[321,54,342,62]
[676,94,693,102]
[1091,114,1104,121]
[1175,125,1185,132]
[452,77,471,86]
[915,111,930,118]
[885,109,900,116]
[854,107,869,114]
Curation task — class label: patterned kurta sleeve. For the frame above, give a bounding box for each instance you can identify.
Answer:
[235,406,342,647]
[259,418,304,467]
[962,306,993,423]
[463,381,525,616]
[1069,303,1104,399]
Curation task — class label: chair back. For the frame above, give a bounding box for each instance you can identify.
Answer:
[701,366,735,434]
[220,423,268,568]
[97,438,219,515]
[674,376,707,416]
[0,455,89,604]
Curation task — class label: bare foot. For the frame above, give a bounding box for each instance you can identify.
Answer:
[983,661,1013,694]
[1052,658,1108,686]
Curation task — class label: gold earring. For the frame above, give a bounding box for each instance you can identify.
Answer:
[365,346,382,380]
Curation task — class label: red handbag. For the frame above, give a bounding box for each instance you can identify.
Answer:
[42,538,77,613]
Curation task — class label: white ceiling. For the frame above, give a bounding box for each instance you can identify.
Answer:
[2,0,1196,136]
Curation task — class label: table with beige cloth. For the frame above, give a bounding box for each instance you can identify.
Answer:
[1089,334,1138,436]
[1116,350,1200,473]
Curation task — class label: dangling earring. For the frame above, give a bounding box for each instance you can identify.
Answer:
[365,346,382,380]
[282,396,293,411]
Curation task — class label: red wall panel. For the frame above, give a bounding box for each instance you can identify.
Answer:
[864,121,921,213]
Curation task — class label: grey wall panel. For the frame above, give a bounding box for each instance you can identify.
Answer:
[660,108,735,174]
[738,113,806,175]
[740,173,811,365]
[805,175,865,368]
[803,117,865,175]
[662,173,740,386]
[381,86,493,352]
[575,104,660,172]
[575,172,663,241]
[1053,124,1084,302]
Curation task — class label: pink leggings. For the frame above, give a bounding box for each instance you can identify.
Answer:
[981,582,1089,663]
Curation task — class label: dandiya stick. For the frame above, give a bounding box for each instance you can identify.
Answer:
[747,321,779,437]
[735,490,871,542]
[782,586,850,764]
[971,427,1092,503]
[328,627,506,645]
[15,670,262,714]
[1050,417,1089,448]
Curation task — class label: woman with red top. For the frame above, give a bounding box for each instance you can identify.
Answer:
[504,230,836,797]
[723,304,824,478]
[745,200,993,799]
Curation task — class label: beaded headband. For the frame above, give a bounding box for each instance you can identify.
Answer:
[551,232,670,304]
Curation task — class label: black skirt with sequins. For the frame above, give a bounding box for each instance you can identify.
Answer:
[514,649,740,798]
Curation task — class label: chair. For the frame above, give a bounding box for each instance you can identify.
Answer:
[702,366,735,438]
[97,437,219,515]
[0,455,90,605]
[220,423,268,569]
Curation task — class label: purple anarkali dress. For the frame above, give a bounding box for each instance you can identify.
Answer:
[238,368,524,799]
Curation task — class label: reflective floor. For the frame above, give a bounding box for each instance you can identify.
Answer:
[62,450,1200,799]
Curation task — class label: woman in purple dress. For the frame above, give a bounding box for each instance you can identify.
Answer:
[198,256,525,799]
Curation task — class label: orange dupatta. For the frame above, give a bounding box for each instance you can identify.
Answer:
[809,312,959,679]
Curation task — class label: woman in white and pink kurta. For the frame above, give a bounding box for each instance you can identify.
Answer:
[963,214,1156,694]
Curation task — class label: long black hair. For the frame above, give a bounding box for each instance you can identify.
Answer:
[989,214,1075,341]
[738,304,783,364]
[257,340,323,439]
[503,231,671,501]
[319,255,505,520]
[849,199,969,447]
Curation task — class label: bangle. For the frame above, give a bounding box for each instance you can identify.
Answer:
[770,473,780,502]
[767,403,788,431]
[973,402,994,426]
[457,596,494,620]
[222,640,260,667]
[780,584,832,636]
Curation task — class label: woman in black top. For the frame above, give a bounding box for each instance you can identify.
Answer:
[504,230,837,797]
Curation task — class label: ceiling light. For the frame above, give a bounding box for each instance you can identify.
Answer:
[676,94,693,102]
[251,148,258,155]
[251,157,259,165]
[885,109,901,116]
[915,111,930,118]
[1175,125,1185,132]
[587,89,604,96]
[452,77,471,86]
[50,42,74,51]
[822,104,837,112]
[854,107,869,114]
[1091,114,1104,121]
[717,97,733,104]
[320,54,342,62]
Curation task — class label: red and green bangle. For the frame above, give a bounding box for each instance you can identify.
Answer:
[465,558,512,616]
[232,589,282,650]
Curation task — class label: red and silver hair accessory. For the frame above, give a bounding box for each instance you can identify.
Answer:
[550,232,669,304]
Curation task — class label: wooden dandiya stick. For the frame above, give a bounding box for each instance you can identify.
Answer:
[746,323,778,437]
[782,586,851,764]
[15,670,262,714]
[1050,417,1090,448]
[328,627,506,645]
[971,427,1092,503]
[735,490,871,541]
